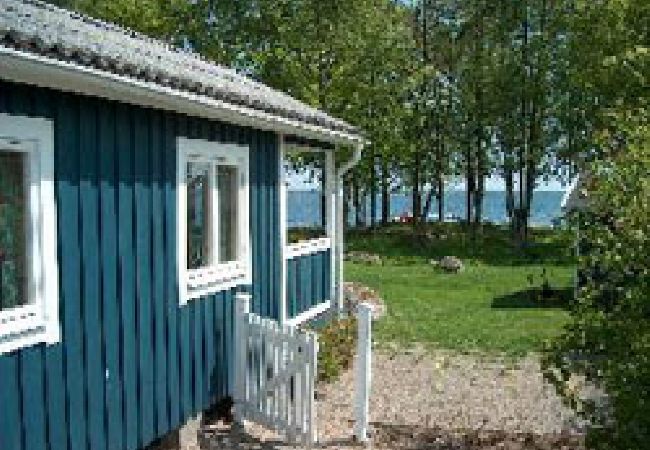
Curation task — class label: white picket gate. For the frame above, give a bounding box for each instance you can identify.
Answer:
[233,293,319,446]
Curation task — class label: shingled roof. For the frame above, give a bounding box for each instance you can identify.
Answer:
[0,0,361,140]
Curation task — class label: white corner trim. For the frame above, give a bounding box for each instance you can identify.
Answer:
[325,151,337,313]
[279,135,288,325]
[0,113,60,355]
[285,300,331,327]
[335,143,364,314]
[177,137,251,305]
[285,237,332,260]
[0,47,367,148]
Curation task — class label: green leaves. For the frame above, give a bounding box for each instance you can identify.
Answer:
[544,117,650,449]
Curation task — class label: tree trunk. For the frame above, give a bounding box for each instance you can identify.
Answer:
[381,159,390,225]
[505,163,515,222]
[353,175,363,228]
[369,152,377,228]
[437,173,444,223]
[422,187,435,222]
[474,170,485,226]
[413,150,422,225]
[466,137,474,224]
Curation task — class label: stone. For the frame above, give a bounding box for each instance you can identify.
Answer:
[438,256,464,273]
[344,251,382,265]
[147,413,202,450]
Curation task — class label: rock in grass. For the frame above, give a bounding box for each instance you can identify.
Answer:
[438,255,464,273]
[344,251,383,265]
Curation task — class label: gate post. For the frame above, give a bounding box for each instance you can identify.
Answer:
[354,303,373,443]
[234,292,251,425]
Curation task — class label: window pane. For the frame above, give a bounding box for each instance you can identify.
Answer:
[217,166,238,263]
[187,162,211,270]
[0,152,27,310]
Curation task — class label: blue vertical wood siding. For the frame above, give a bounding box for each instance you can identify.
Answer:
[0,80,281,450]
[287,249,332,318]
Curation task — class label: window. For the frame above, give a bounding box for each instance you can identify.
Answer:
[177,138,250,304]
[0,114,60,355]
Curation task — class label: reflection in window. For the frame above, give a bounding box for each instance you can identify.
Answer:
[187,161,211,270]
[0,152,27,311]
[218,166,238,263]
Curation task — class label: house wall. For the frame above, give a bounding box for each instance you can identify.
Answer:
[0,80,281,450]
[287,249,332,318]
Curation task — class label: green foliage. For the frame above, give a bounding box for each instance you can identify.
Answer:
[315,316,357,383]
[544,125,650,449]
[540,0,650,447]
[57,0,197,45]
[287,227,325,244]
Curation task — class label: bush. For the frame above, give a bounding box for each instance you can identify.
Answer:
[543,125,650,450]
[316,316,357,383]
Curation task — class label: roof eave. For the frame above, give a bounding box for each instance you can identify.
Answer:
[0,47,367,148]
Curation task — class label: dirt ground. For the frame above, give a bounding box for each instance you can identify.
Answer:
[197,347,586,450]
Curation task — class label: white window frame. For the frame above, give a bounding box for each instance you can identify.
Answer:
[177,137,251,304]
[0,113,60,355]
[279,139,336,325]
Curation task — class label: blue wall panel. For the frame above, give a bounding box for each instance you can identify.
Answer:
[0,80,281,450]
[286,249,332,319]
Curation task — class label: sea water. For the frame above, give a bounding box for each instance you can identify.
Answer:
[287,190,565,228]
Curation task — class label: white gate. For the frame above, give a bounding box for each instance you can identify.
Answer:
[233,293,319,446]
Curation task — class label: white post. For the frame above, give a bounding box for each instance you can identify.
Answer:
[336,178,345,316]
[234,292,251,424]
[354,303,373,443]
[308,331,319,445]
[278,135,288,324]
[325,150,337,308]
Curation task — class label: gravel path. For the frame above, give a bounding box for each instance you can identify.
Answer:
[200,347,587,449]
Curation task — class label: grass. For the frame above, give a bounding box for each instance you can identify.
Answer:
[345,223,575,356]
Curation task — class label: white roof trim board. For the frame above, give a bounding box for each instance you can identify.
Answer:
[0,0,364,146]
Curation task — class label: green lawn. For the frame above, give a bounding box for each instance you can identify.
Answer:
[345,224,575,355]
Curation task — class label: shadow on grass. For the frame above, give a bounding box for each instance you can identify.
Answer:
[492,287,574,310]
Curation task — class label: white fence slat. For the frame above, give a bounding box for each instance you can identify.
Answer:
[279,333,288,431]
[303,337,311,445]
[234,306,318,446]
[309,332,319,444]
[234,293,251,424]
[288,325,297,443]
[259,318,268,418]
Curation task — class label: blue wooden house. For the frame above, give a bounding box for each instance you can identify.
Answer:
[0,1,365,449]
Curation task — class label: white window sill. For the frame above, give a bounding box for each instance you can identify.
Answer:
[0,305,60,354]
[181,262,250,304]
[285,237,331,259]
[285,300,332,327]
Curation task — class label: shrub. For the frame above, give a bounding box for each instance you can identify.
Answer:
[316,316,357,383]
[543,125,650,450]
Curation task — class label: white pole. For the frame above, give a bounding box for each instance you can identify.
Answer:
[325,150,337,309]
[234,292,251,425]
[335,143,364,316]
[309,331,319,445]
[278,134,288,324]
[354,303,373,443]
[336,179,345,316]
